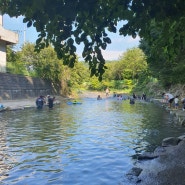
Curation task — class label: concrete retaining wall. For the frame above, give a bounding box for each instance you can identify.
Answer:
[0,73,55,100]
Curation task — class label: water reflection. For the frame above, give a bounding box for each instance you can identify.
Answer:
[1,98,185,185]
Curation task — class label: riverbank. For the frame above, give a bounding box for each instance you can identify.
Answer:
[127,98,185,185]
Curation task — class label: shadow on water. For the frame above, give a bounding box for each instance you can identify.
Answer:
[1,98,185,185]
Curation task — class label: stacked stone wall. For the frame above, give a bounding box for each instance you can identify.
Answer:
[0,73,55,100]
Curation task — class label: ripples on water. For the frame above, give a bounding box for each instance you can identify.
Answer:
[1,98,185,185]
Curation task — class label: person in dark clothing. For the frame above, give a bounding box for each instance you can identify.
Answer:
[181,98,185,111]
[97,95,102,100]
[142,93,147,101]
[48,96,55,108]
[36,96,44,109]
[130,98,135,104]
[133,93,137,99]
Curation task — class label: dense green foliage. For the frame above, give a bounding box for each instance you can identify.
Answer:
[7,43,148,94]
[7,43,89,95]
[7,46,29,75]
[118,48,147,80]
[1,0,185,83]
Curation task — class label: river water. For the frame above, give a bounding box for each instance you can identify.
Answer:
[1,97,185,185]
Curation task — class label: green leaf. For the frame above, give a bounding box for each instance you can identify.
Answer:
[23,17,29,23]
[27,21,32,28]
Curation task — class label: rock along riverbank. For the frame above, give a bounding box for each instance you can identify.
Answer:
[127,98,185,185]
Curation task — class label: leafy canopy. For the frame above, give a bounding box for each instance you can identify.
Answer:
[1,0,185,80]
[119,48,147,80]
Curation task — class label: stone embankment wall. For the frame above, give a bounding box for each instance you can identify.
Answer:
[0,73,55,100]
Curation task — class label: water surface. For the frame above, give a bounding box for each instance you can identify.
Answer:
[0,98,185,185]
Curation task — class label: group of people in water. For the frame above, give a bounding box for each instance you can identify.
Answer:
[36,95,55,109]
[97,87,110,100]
[35,90,185,110]
[96,89,148,105]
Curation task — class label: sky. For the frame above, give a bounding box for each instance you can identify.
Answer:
[3,14,140,61]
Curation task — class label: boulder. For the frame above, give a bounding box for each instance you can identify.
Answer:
[126,167,142,184]
[178,135,185,141]
[137,152,159,160]
[162,137,180,147]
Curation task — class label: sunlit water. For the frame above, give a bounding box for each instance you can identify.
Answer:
[1,98,185,185]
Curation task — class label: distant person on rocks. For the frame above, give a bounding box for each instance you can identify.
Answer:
[162,93,174,108]
[181,98,185,111]
[133,93,137,99]
[174,95,179,109]
[142,93,147,101]
[36,95,44,109]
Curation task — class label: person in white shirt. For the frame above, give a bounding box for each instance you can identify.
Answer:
[162,93,174,108]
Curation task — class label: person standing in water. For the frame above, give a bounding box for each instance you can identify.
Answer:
[97,95,102,100]
[47,95,55,109]
[36,95,44,109]
[105,88,110,97]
